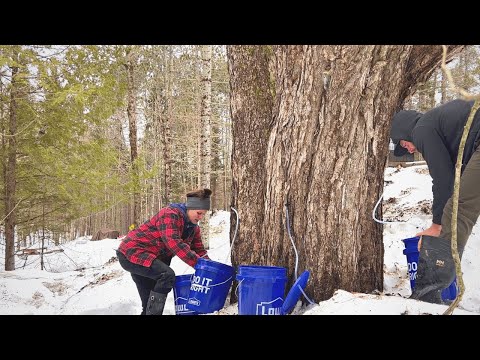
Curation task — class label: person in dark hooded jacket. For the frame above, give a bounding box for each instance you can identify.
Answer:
[116,188,211,315]
[390,99,480,304]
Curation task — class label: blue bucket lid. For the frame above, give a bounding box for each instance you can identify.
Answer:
[282,270,310,315]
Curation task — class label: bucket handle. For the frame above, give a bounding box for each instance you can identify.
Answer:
[210,276,233,287]
[234,278,244,297]
[192,276,233,289]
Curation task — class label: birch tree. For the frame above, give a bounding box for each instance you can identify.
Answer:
[199,45,212,249]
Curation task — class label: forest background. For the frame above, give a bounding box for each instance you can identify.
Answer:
[1,45,479,283]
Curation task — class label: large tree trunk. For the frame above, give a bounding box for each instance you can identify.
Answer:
[227,45,464,302]
[161,46,173,205]
[199,45,213,249]
[4,49,20,271]
[227,46,274,278]
[125,47,140,228]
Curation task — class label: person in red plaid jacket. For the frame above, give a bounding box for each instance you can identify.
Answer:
[116,188,212,315]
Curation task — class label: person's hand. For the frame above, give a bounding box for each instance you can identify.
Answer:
[415,223,442,250]
[415,223,442,237]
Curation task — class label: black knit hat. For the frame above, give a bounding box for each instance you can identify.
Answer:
[186,188,212,210]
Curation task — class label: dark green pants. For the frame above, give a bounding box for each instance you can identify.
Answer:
[440,144,480,257]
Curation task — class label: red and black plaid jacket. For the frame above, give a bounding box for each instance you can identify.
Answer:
[117,205,209,268]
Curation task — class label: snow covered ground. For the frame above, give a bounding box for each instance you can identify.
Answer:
[0,164,478,315]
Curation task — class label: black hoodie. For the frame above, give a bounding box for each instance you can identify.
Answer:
[390,99,480,225]
[390,110,423,156]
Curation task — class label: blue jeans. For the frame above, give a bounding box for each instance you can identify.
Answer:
[116,250,175,315]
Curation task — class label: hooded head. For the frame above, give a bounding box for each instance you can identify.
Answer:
[390,110,423,157]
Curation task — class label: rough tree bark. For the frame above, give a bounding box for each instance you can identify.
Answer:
[163,48,173,206]
[124,47,140,228]
[4,47,20,271]
[227,45,464,302]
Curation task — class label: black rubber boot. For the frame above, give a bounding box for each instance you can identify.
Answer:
[414,289,444,304]
[146,291,168,315]
[410,235,456,304]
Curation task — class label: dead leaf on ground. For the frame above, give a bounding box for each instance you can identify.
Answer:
[415,168,430,176]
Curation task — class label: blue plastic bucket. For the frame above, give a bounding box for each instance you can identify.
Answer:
[402,236,458,301]
[186,258,234,314]
[441,279,458,301]
[173,274,198,315]
[402,236,420,289]
[236,265,287,315]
